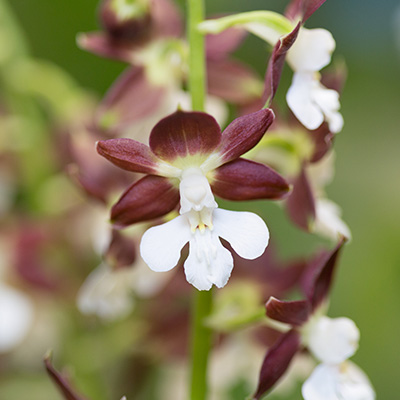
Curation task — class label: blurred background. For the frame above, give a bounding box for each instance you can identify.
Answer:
[1,0,399,398]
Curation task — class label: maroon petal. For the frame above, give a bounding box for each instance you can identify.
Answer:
[95,67,166,134]
[97,138,159,174]
[262,23,300,106]
[308,123,335,163]
[286,167,316,231]
[149,110,221,163]
[285,0,328,22]
[207,59,263,105]
[302,237,346,309]
[206,28,247,60]
[266,297,311,326]
[219,108,274,163]
[253,330,301,399]
[104,229,137,269]
[77,32,134,63]
[44,355,88,400]
[211,158,290,201]
[111,175,179,227]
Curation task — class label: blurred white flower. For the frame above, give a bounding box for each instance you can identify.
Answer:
[302,315,375,400]
[0,283,34,352]
[77,260,173,321]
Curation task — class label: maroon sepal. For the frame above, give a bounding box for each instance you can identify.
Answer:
[66,129,132,204]
[266,297,311,326]
[262,23,301,106]
[253,330,301,399]
[149,110,221,162]
[44,354,88,400]
[308,123,334,163]
[302,237,346,310]
[95,67,166,134]
[206,27,247,61]
[219,108,274,163]
[211,158,290,201]
[97,138,159,174]
[286,167,316,231]
[77,32,135,63]
[104,229,136,269]
[14,227,61,291]
[207,59,263,105]
[100,0,152,41]
[285,0,328,22]
[111,175,179,227]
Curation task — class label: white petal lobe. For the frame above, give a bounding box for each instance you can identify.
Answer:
[213,208,269,260]
[140,215,191,272]
[287,28,335,72]
[302,362,375,400]
[307,316,360,364]
[0,283,34,352]
[184,230,233,291]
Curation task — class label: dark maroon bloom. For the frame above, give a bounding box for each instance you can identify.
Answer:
[252,238,346,399]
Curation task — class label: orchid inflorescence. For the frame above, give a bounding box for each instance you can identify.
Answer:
[19,0,376,399]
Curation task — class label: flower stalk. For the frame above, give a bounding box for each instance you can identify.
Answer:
[187,0,213,398]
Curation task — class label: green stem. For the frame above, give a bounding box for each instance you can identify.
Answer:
[190,290,213,400]
[187,1,212,399]
[187,0,206,111]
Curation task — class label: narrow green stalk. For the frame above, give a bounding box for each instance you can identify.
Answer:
[187,0,206,111]
[187,0,213,398]
[190,290,213,400]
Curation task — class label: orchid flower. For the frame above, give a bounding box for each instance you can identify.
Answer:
[285,27,344,133]
[97,109,290,290]
[199,0,343,132]
[253,238,374,399]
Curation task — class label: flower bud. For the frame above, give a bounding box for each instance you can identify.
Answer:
[99,0,152,41]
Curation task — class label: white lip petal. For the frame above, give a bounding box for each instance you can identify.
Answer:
[0,283,34,352]
[307,316,360,364]
[76,263,135,321]
[302,362,375,400]
[287,28,335,72]
[287,72,325,131]
[212,208,269,260]
[287,72,343,133]
[184,230,233,291]
[140,215,191,272]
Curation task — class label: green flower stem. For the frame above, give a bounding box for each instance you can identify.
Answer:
[187,0,206,111]
[190,289,213,400]
[198,11,293,44]
[187,1,213,399]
